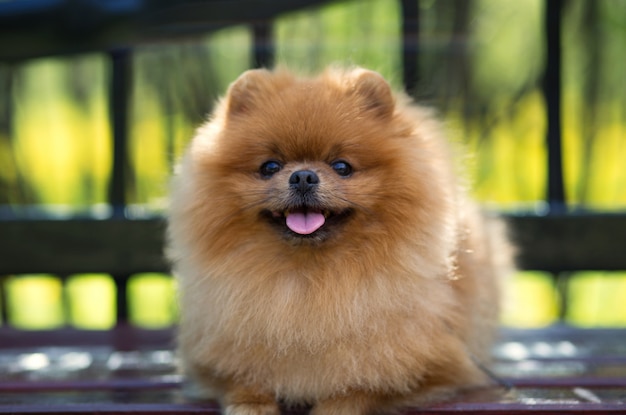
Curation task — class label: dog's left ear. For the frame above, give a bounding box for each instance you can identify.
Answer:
[350,69,395,118]
[226,69,272,115]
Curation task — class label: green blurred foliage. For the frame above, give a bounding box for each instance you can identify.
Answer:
[1,0,625,328]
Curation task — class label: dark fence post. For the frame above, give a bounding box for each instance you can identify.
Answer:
[108,49,132,324]
[543,0,566,213]
[253,20,274,68]
[109,49,132,219]
[401,0,420,95]
[542,0,568,316]
[115,275,130,325]
[0,277,8,325]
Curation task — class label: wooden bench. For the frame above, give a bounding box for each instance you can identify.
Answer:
[1,0,625,413]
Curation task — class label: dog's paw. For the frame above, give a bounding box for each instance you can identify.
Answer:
[310,390,404,415]
[224,402,280,415]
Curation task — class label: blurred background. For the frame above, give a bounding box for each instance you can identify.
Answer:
[0,0,625,330]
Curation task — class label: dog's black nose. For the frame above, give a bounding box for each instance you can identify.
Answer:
[289,170,319,193]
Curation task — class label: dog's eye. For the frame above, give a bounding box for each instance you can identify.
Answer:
[331,160,352,177]
[259,160,282,178]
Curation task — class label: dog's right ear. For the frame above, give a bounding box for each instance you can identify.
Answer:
[226,69,272,116]
[350,69,395,119]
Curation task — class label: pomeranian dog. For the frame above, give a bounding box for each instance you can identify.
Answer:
[167,67,512,415]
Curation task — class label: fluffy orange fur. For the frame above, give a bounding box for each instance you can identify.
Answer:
[167,67,513,415]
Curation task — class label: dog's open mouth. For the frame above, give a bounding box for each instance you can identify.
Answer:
[262,207,353,240]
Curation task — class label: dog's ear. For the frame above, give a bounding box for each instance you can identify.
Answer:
[226,69,272,115]
[350,69,395,118]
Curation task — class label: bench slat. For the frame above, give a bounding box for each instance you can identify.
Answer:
[0,219,167,275]
[1,214,626,275]
[509,214,626,272]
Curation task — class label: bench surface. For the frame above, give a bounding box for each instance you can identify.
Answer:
[0,326,624,414]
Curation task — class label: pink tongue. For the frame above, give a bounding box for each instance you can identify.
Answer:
[286,211,326,235]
